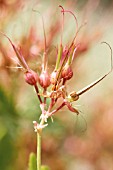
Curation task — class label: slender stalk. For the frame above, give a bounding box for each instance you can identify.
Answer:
[34,84,42,103]
[43,88,47,104]
[37,131,42,170]
[49,102,65,116]
[55,44,63,70]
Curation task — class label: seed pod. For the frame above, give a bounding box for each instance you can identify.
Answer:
[50,70,58,84]
[24,70,38,86]
[61,63,73,80]
[39,71,50,88]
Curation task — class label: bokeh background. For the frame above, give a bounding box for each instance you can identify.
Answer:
[0,0,113,170]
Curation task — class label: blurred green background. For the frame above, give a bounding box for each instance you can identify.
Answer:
[0,0,113,170]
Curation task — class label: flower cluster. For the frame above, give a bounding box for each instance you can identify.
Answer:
[0,6,112,133]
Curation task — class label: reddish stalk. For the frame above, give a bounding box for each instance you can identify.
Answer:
[34,84,42,104]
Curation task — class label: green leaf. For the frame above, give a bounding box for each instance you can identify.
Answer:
[41,165,50,170]
[28,153,37,170]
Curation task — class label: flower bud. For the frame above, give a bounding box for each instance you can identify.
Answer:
[39,71,50,88]
[24,70,38,85]
[50,70,58,84]
[61,63,73,80]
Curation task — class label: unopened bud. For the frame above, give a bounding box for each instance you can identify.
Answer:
[50,70,58,84]
[61,63,73,80]
[39,71,50,88]
[24,70,38,85]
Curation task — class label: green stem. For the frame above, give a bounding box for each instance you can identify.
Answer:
[67,46,74,65]
[37,131,42,170]
[55,44,63,70]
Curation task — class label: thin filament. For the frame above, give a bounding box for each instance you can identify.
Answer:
[101,41,113,71]
[59,5,64,44]
[71,21,87,46]
[60,8,78,37]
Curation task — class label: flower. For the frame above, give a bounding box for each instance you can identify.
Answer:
[0,5,112,131]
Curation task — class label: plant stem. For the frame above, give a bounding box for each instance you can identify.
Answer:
[37,131,42,170]
[34,84,42,103]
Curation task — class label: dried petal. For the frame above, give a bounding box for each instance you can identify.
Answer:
[65,101,79,115]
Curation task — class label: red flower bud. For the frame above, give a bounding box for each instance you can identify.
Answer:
[50,70,58,84]
[24,70,38,85]
[61,63,73,80]
[39,71,50,88]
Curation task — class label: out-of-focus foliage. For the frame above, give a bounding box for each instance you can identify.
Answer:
[28,153,37,170]
[0,86,18,170]
[41,165,51,170]
[28,153,50,170]
[0,0,113,170]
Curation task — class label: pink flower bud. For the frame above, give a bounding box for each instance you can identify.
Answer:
[24,70,38,85]
[39,71,50,88]
[50,70,58,84]
[61,64,73,80]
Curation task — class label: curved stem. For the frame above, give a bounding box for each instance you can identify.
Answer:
[37,131,42,170]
